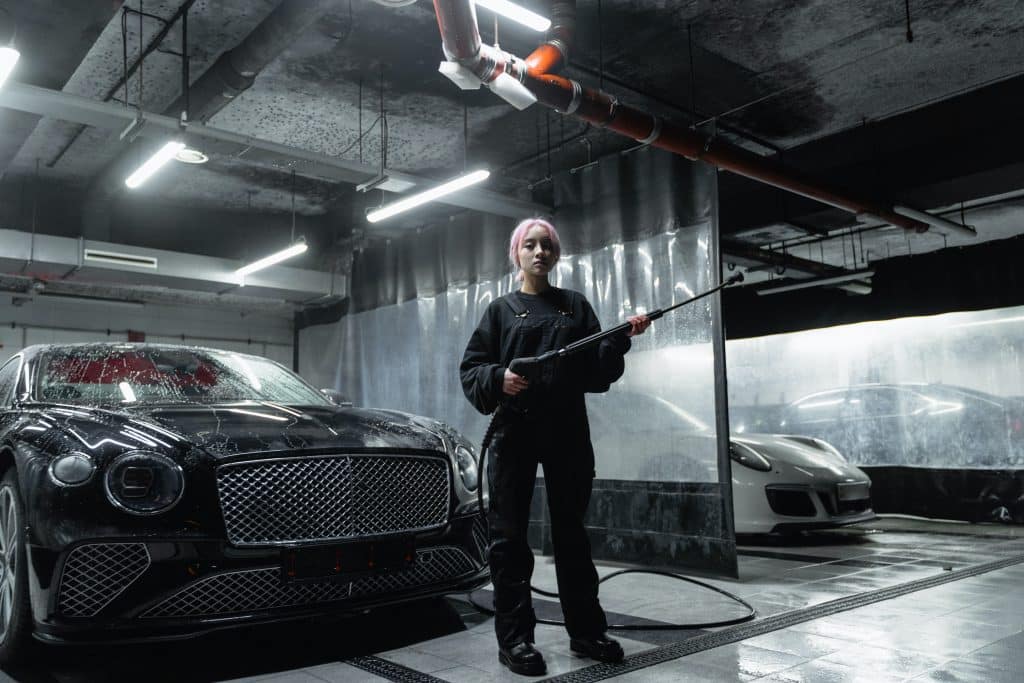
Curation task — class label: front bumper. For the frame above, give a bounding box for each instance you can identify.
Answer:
[765,482,875,533]
[30,515,489,645]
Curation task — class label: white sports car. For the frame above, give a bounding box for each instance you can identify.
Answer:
[587,393,874,534]
[730,433,874,534]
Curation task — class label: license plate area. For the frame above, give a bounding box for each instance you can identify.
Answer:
[281,538,415,583]
[837,482,870,501]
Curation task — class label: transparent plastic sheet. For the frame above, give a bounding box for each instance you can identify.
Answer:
[300,227,719,482]
[726,306,1024,521]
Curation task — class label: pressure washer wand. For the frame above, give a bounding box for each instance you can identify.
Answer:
[509,271,744,380]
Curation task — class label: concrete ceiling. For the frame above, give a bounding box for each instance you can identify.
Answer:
[0,0,1022,306]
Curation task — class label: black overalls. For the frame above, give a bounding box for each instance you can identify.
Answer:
[460,286,630,648]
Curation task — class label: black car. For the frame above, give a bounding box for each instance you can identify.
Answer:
[779,383,1024,468]
[0,343,488,661]
[778,383,1024,521]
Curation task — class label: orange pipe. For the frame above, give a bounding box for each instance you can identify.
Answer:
[435,0,928,233]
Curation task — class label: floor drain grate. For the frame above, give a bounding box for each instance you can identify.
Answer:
[346,655,447,682]
[542,553,1024,683]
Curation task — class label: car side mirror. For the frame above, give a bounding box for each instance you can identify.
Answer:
[321,388,354,408]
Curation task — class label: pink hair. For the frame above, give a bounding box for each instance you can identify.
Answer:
[509,218,561,280]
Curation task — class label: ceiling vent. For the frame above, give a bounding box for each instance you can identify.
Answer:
[83,249,159,270]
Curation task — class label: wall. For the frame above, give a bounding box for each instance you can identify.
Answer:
[0,297,293,367]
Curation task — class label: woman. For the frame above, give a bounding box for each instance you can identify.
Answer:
[460,218,650,676]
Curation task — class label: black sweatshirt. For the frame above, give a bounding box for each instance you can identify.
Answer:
[460,287,631,417]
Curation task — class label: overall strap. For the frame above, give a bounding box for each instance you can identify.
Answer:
[501,293,530,318]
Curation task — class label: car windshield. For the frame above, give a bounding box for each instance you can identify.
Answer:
[34,346,332,407]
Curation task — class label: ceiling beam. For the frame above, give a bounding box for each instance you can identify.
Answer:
[0,82,544,220]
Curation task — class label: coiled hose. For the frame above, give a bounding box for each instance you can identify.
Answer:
[469,407,756,630]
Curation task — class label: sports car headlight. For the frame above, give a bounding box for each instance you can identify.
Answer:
[729,441,772,472]
[454,444,479,491]
[104,452,185,515]
[813,438,848,463]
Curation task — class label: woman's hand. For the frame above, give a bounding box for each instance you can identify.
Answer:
[502,369,529,396]
[626,314,652,337]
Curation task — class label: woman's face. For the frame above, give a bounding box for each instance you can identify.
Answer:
[518,225,556,278]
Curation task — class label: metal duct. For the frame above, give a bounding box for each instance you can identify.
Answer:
[431,0,931,234]
[0,228,337,303]
[164,0,341,124]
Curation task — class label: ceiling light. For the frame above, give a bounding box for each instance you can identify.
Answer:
[125,141,186,189]
[174,147,208,164]
[0,46,19,88]
[367,169,490,223]
[474,0,551,31]
[236,240,308,280]
[756,270,874,296]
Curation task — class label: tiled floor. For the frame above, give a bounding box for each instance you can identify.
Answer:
[6,518,1023,682]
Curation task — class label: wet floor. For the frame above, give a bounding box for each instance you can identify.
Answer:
[3,517,1023,682]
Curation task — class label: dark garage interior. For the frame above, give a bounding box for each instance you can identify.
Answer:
[0,0,1023,680]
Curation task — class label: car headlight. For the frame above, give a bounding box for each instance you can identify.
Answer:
[104,451,185,515]
[729,441,772,472]
[813,438,848,463]
[454,444,479,491]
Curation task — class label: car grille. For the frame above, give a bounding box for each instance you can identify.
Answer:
[140,546,476,619]
[766,488,817,517]
[471,514,489,563]
[58,543,151,618]
[216,454,451,547]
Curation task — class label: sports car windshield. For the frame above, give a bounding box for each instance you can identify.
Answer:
[34,347,332,407]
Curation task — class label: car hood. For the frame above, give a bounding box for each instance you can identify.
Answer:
[29,402,450,458]
[734,433,869,479]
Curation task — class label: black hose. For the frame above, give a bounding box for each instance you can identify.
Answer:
[475,405,504,518]
[471,409,756,630]
[466,568,756,630]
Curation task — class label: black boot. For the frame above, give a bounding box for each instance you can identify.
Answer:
[498,641,547,676]
[570,634,624,663]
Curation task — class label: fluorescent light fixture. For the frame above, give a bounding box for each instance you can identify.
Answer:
[756,270,874,296]
[125,141,186,188]
[236,240,308,278]
[366,169,490,223]
[475,0,551,31]
[0,47,19,88]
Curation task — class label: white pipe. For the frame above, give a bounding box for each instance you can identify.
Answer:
[893,205,976,237]
[757,270,874,296]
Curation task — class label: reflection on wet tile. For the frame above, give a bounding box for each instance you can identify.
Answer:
[742,629,851,658]
[686,642,808,679]
[821,641,948,678]
[612,658,759,682]
[908,658,1022,682]
[960,637,1024,673]
[762,658,905,683]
